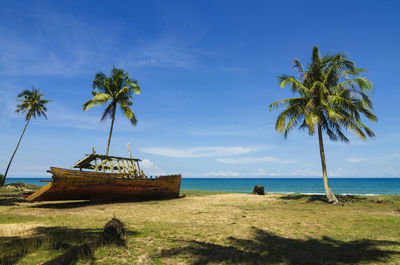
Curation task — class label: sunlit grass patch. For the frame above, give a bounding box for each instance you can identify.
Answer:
[0,189,399,264]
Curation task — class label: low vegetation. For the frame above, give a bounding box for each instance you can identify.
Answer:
[1,188,399,264]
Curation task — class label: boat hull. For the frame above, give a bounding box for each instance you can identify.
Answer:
[26,167,182,202]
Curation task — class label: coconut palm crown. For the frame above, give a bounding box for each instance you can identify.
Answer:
[83,66,140,156]
[1,87,50,186]
[16,87,50,120]
[269,46,377,204]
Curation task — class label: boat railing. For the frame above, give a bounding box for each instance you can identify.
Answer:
[72,154,146,179]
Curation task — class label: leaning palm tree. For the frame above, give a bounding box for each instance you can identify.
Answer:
[269,46,377,204]
[1,87,50,186]
[83,67,140,156]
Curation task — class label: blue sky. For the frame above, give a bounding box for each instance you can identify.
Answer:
[1,0,399,178]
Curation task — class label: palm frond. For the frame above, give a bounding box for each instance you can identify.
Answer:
[15,87,50,121]
[120,103,137,125]
[269,97,304,111]
[84,67,140,128]
[269,46,376,141]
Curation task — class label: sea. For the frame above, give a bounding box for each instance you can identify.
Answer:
[5,177,400,195]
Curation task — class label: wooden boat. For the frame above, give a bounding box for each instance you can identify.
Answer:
[26,152,181,202]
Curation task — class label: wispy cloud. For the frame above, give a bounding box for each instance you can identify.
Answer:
[188,125,273,137]
[0,9,108,76]
[345,153,400,163]
[140,146,254,158]
[203,170,241,177]
[0,81,19,125]
[328,168,344,177]
[346,158,365,163]
[253,168,281,176]
[216,156,295,164]
[0,8,214,76]
[291,169,320,177]
[125,40,209,70]
[191,168,283,178]
[0,5,253,78]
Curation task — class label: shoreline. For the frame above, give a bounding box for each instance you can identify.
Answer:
[3,178,400,196]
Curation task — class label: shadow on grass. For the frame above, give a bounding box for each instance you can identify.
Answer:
[30,201,94,209]
[0,226,137,265]
[159,228,400,265]
[30,196,186,209]
[0,194,28,207]
[279,194,367,203]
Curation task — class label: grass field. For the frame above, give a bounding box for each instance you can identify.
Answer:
[1,186,400,264]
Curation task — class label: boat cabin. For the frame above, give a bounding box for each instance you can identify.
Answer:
[72,154,145,179]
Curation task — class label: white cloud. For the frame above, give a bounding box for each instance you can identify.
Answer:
[216,156,295,164]
[140,146,253,158]
[188,125,272,137]
[346,158,365,163]
[140,159,166,176]
[292,169,320,177]
[253,169,281,176]
[328,168,344,177]
[189,169,283,178]
[203,170,241,177]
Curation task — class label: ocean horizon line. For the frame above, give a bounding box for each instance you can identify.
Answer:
[5,177,400,195]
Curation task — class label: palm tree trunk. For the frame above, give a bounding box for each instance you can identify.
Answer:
[105,104,116,156]
[1,118,31,186]
[318,124,339,204]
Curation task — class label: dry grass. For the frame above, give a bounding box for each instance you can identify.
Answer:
[1,190,400,264]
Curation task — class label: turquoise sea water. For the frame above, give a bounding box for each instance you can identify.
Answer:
[5,177,400,195]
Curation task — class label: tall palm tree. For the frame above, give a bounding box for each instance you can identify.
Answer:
[269,46,377,204]
[1,87,50,186]
[83,67,140,156]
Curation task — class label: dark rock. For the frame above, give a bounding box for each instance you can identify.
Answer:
[252,185,265,195]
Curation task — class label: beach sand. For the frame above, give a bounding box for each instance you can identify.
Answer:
[1,191,400,264]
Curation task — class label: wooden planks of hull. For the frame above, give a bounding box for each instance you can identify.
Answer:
[26,167,182,202]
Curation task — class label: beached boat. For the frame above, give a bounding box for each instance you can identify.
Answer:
[26,152,181,202]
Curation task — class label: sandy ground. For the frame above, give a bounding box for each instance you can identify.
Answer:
[1,192,400,264]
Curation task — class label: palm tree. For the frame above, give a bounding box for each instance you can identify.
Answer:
[83,67,140,156]
[269,46,377,204]
[1,87,50,186]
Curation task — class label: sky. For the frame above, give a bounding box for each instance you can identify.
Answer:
[0,0,399,178]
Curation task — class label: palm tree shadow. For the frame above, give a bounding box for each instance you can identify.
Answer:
[159,228,400,265]
[280,194,367,203]
[0,195,27,206]
[30,201,95,209]
[0,226,137,264]
[30,196,185,209]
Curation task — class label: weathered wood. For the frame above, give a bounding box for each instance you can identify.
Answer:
[42,218,126,265]
[127,143,133,159]
[26,167,182,202]
[72,154,141,174]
